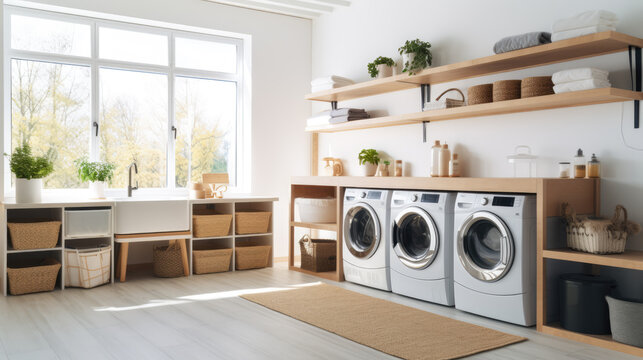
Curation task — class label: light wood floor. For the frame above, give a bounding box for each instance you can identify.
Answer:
[0,263,639,360]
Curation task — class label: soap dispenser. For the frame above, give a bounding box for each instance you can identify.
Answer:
[430,140,441,177]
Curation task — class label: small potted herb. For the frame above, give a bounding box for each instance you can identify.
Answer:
[5,143,54,203]
[75,157,115,199]
[398,39,432,75]
[358,149,380,176]
[367,56,395,79]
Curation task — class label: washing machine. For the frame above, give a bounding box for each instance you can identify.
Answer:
[453,193,537,326]
[389,191,456,305]
[343,188,392,291]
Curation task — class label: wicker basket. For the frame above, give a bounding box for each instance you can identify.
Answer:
[193,212,232,238]
[299,235,337,272]
[521,76,554,98]
[467,84,493,105]
[7,258,61,295]
[235,245,271,270]
[64,246,111,289]
[7,220,61,250]
[562,203,640,254]
[193,248,232,274]
[153,243,185,278]
[235,211,271,235]
[493,80,521,102]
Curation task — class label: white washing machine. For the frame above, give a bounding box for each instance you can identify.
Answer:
[390,191,456,305]
[453,193,537,326]
[343,188,392,291]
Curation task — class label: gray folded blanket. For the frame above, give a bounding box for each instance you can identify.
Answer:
[493,32,551,54]
[331,108,366,117]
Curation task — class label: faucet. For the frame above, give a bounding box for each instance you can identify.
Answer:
[127,162,138,197]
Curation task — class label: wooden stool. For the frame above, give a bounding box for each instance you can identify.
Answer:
[115,231,190,282]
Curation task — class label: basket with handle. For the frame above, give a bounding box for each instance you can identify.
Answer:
[423,88,466,111]
[299,235,337,272]
[562,203,640,254]
[65,245,111,288]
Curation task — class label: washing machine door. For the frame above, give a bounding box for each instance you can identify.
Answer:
[457,211,514,282]
[344,203,381,259]
[393,207,439,269]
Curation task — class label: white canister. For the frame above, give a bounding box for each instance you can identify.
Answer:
[15,178,42,203]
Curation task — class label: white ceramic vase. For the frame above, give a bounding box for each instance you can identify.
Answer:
[15,178,42,203]
[89,181,106,199]
[362,163,377,177]
[376,64,393,78]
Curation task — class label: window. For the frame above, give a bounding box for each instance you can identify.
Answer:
[4,7,244,193]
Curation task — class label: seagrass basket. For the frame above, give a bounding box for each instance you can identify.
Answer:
[521,76,554,98]
[493,80,521,102]
[7,220,61,250]
[193,212,232,238]
[235,211,271,234]
[235,245,271,270]
[299,235,337,272]
[7,258,61,295]
[467,84,493,105]
[193,248,232,274]
[153,243,185,278]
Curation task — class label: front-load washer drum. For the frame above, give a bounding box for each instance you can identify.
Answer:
[393,207,439,269]
[457,211,514,282]
[344,203,381,259]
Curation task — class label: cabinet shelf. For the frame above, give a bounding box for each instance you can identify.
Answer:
[543,248,643,270]
[7,247,63,254]
[542,324,643,357]
[306,88,643,133]
[306,31,643,102]
[290,221,338,231]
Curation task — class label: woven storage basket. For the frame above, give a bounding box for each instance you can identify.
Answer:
[7,220,61,250]
[467,84,493,105]
[193,212,232,238]
[562,203,640,254]
[235,245,271,270]
[493,80,521,102]
[235,211,271,234]
[521,76,554,98]
[64,245,111,288]
[299,235,337,272]
[193,248,232,274]
[7,258,61,295]
[153,243,185,278]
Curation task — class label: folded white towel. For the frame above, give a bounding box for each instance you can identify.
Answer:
[310,76,354,86]
[552,68,609,84]
[552,10,618,32]
[311,83,352,93]
[553,79,611,94]
[551,24,615,42]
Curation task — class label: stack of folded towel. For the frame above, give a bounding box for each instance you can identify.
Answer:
[306,108,370,127]
[552,68,611,94]
[551,10,617,42]
[311,76,354,93]
[493,32,551,54]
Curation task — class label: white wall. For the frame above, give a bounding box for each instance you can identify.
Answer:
[312,0,643,251]
[8,0,312,258]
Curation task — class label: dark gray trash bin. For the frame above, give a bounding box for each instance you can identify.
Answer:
[559,274,616,334]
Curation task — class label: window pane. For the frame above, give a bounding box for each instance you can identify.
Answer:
[11,15,91,56]
[100,69,168,188]
[11,59,90,188]
[175,77,236,188]
[175,37,236,73]
[99,27,168,65]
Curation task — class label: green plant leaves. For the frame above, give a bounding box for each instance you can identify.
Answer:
[74,157,115,183]
[399,39,433,75]
[5,143,54,180]
[367,56,395,78]
[358,149,380,165]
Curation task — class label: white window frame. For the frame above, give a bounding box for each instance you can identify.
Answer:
[2,4,251,198]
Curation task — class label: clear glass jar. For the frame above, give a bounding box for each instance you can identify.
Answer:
[574,148,586,178]
[587,154,600,178]
[558,162,570,178]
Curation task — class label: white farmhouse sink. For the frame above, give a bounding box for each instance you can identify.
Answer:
[113,196,189,234]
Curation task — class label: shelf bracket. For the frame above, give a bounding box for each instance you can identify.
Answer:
[420,84,430,111]
[629,45,641,129]
[331,101,338,110]
[422,121,430,143]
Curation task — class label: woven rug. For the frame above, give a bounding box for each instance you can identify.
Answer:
[241,283,525,360]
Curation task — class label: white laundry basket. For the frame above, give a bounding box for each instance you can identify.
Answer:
[295,197,336,223]
[64,245,111,288]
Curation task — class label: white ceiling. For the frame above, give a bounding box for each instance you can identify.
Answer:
[202,0,351,19]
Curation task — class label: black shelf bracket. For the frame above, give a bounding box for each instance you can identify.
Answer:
[420,84,431,111]
[629,45,641,129]
[331,101,338,110]
[422,121,430,143]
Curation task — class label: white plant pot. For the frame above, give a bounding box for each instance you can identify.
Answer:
[376,64,393,78]
[89,181,106,199]
[15,178,42,203]
[362,163,377,177]
[402,52,416,71]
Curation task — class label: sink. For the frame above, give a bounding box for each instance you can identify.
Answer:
[113,196,189,234]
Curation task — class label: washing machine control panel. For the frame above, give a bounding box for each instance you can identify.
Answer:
[480,197,489,205]
[360,192,367,198]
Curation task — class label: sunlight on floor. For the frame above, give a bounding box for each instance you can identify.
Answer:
[93,281,322,312]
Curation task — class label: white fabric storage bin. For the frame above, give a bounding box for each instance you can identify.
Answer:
[64,245,111,288]
[295,197,336,223]
[64,209,112,238]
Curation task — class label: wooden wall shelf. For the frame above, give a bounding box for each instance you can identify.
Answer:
[306,88,643,133]
[305,31,643,103]
[543,248,643,270]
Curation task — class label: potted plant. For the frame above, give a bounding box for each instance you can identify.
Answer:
[75,157,115,199]
[367,56,395,79]
[398,39,433,75]
[5,143,54,203]
[358,149,380,176]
